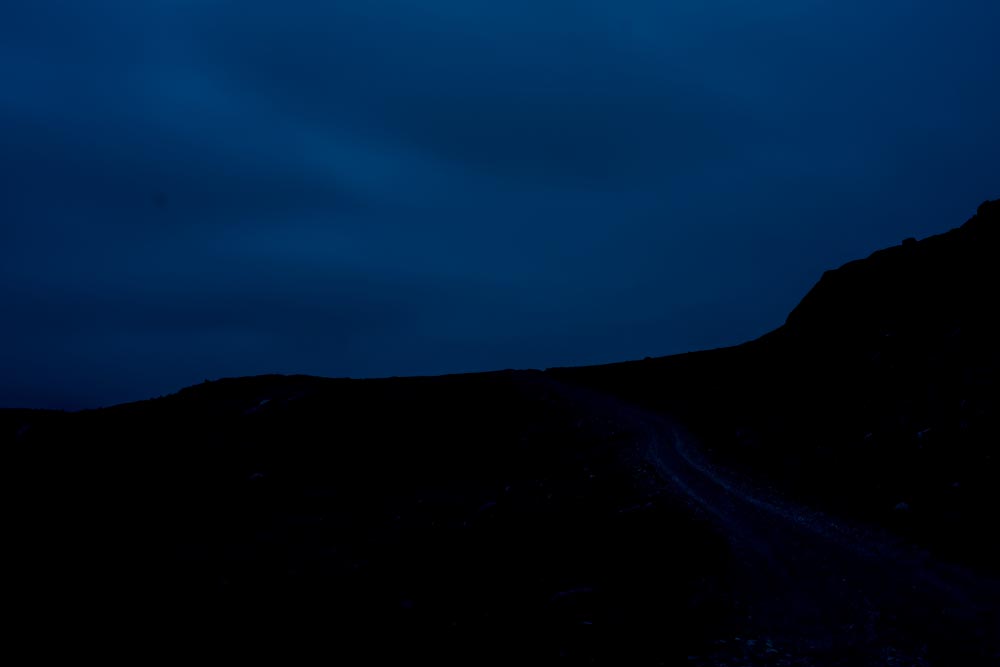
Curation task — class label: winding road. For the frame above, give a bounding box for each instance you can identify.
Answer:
[550,377,1000,666]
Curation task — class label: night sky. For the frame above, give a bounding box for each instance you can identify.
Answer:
[2,2,998,409]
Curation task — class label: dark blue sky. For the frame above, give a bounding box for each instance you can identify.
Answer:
[2,1,998,409]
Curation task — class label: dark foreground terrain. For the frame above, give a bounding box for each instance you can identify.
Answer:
[8,201,999,664]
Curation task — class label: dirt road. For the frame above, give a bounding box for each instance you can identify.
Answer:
[550,377,1000,666]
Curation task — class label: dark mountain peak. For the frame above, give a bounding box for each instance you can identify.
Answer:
[976,198,998,218]
[969,197,1000,233]
[781,199,999,341]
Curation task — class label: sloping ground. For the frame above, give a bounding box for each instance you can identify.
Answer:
[550,381,999,665]
[11,371,730,662]
[552,199,1000,571]
[8,199,997,663]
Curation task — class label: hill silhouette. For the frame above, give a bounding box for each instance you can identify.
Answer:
[553,199,1000,570]
[7,199,998,665]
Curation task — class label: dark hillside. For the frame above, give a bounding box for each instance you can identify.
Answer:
[11,371,729,662]
[552,200,1000,569]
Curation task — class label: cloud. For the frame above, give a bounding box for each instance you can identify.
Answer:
[1,1,998,407]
